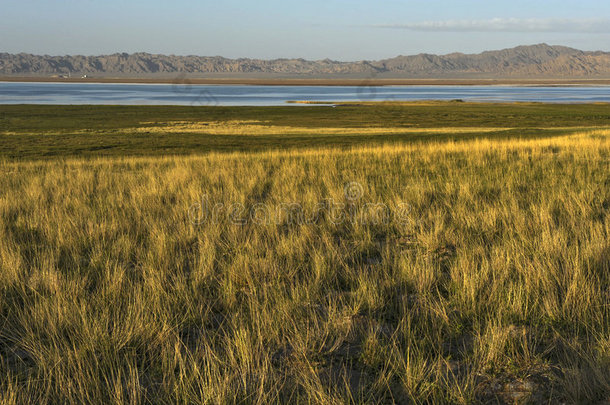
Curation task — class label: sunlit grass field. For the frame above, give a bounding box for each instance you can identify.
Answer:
[2,102,610,160]
[0,104,609,403]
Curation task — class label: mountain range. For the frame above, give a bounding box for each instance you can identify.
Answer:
[2,44,610,78]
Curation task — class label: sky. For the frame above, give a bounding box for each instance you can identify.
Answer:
[2,0,610,60]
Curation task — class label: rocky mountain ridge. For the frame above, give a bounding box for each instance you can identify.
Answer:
[2,44,610,77]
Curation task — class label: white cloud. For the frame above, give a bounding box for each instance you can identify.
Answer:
[377,18,610,33]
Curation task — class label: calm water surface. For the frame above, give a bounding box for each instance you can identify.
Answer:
[1,82,609,106]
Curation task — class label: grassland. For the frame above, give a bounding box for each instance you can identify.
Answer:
[0,103,609,404]
[2,103,610,160]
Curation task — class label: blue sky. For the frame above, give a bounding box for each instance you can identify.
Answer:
[2,0,609,60]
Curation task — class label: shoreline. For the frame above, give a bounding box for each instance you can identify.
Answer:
[3,76,610,86]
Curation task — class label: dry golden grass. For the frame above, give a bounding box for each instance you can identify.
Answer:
[131,122,610,137]
[0,130,609,403]
[1,121,514,137]
[128,121,515,136]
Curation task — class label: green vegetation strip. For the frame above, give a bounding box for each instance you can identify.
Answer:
[1,103,609,160]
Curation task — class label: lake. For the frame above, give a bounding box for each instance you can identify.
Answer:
[1,82,609,106]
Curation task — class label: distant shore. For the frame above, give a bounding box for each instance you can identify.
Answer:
[3,76,610,86]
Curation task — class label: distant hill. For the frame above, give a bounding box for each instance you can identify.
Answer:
[2,44,610,78]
